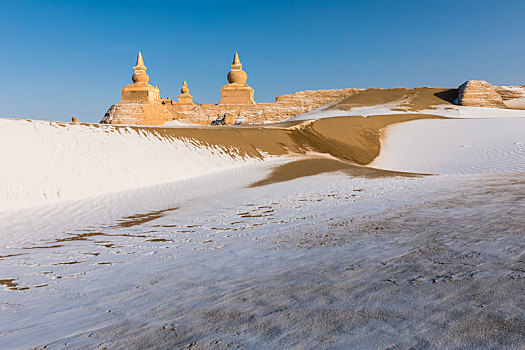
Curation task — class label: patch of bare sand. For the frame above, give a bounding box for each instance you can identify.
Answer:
[329,87,458,112]
[249,157,424,187]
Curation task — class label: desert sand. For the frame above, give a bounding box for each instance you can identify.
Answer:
[145,113,440,164]
[328,87,457,112]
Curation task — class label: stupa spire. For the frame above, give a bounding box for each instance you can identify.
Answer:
[132,51,149,84]
[135,51,145,68]
[227,51,247,84]
[181,80,189,94]
[231,51,242,70]
[177,80,194,105]
[120,51,160,103]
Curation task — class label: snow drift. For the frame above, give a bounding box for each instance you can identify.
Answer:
[0,118,260,211]
[371,118,525,174]
[289,102,525,121]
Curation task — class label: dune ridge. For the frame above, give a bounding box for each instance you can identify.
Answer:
[0,118,259,211]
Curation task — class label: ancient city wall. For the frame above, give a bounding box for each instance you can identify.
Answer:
[102,88,361,125]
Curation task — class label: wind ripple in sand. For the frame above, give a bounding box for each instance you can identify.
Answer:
[1,172,523,349]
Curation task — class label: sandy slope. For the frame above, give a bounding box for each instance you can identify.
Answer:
[1,106,522,210]
[0,114,435,211]
[330,87,457,111]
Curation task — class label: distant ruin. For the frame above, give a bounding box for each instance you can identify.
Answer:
[458,80,525,109]
[100,53,525,126]
[101,52,359,125]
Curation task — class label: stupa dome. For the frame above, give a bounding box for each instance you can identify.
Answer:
[181,80,190,94]
[132,51,150,84]
[227,52,248,84]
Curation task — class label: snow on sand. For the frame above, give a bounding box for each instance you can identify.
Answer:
[288,98,525,121]
[0,118,262,211]
[1,166,523,348]
[287,99,525,175]
[371,118,525,174]
[0,110,524,348]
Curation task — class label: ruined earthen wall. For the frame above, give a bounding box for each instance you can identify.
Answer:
[457,80,506,108]
[101,101,169,125]
[494,85,525,101]
[102,88,361,125]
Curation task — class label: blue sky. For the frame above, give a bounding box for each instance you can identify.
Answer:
[0,0,523,123]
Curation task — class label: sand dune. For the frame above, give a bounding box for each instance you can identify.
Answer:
[289,87,456,120]
[2,106,522,211]
[0,114,437,210]
[0,119,261,211]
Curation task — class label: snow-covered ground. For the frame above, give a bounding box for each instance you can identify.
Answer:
[421,105,525,119]
[1,167,523,348]
[371,118,525,174]
[288,100,525,120]
[0,112,524,348]
[0,118,261,211]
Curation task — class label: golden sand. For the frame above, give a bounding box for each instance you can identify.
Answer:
[137,114,440,165]
[330,87,458,112]
[249,157,424,187]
